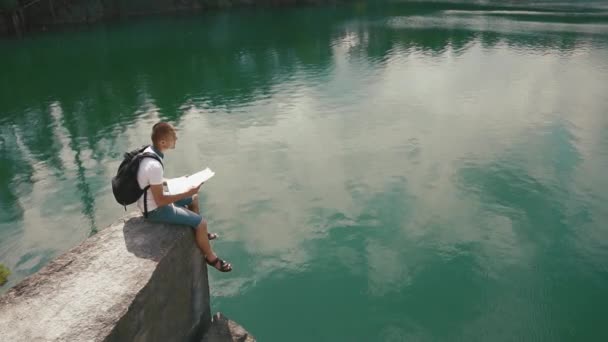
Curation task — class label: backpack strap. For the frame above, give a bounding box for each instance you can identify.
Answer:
[140,152,164,168]
[143,185,151,218]
[140,152,164,218]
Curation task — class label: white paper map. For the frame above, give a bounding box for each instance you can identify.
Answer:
[165,168,215,195]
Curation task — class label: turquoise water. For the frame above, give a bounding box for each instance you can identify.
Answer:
[1,2,608,340]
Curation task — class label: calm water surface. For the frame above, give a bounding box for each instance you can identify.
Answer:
[1,1,608,340]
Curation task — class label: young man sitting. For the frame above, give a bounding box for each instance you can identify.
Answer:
[137,122,232,272]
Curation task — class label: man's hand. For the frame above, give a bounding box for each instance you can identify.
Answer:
[186,184,202,197]
[150,182,201,208]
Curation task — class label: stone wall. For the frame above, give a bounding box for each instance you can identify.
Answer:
[0,212,212,342]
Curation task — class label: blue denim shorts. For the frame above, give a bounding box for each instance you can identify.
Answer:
[146,197,204,229]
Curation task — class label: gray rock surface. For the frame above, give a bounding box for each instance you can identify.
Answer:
[202,312,256,342]
[0,212,211,342]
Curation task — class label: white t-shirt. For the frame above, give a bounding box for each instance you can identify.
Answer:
[136,146,163,212]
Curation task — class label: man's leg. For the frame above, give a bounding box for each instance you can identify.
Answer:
[147,204,231,272]
[185,194,218,240]
[187,194,199,213]
[194,220,231,272]
[194,219,213,257]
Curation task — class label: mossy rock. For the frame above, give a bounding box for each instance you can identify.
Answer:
[0,263,10,286]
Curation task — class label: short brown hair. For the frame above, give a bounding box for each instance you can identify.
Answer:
[151,122,176,145]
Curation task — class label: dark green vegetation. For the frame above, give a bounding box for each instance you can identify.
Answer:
[0,264,10,286]
[0,0,344,36]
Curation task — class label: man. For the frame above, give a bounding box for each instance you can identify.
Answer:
[137,122,232,272]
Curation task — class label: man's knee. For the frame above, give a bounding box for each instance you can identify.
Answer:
[197,219,207,231]
[190,194,199,210]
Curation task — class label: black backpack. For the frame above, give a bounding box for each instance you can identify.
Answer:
[111,145,163,217]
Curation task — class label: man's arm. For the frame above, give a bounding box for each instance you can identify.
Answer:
[149,183,199,207]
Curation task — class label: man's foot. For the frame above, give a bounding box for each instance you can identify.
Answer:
[206,257,232,272]
[207,233,218,240]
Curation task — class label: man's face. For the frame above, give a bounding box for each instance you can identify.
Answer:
[168,132,177,149]
[161,131,177,150]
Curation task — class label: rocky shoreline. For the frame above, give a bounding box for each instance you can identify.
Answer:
[0,212,254,342]
[0,0,342,37]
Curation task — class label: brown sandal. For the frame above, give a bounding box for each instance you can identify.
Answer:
[206,257,232,272]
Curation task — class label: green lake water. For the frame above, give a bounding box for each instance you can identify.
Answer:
[1,1,608,340]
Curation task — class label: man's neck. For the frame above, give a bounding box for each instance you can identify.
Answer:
[151,145,165,158]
